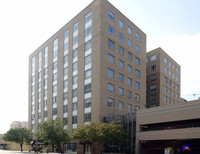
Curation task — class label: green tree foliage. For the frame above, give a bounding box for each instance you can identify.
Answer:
[36,117,71,154]
[3,127,32,152]
[73,121,128,154]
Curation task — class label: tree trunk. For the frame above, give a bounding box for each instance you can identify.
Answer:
[58,144,63,154]
[20,143,23,152]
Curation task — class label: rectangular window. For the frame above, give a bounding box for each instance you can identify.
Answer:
[128,65,132,74]
[108,24,115,36]
[169,88,171,95]
[85,69,92,79]
[107,98,114,108]
[53,85,57,93]
[72,102,77,111]
[119,73,124,83]
[85,40,92,51]
[135,57,140,66]
[64,55,68,64]
[84,98,91,108]
[151,65,156,71]
[164,96,167,102]
[150,94,156,101]
[63,117,68,125]
[108,83,114,93]
[119,46,124,56]
[135,45,140,54]
[73,22,78,32]
[73,49,78,59]
[108,39,115,50]
[128,26,132,35]
[63,80,68,88]
[127,104,132,112]
[135,33,140,42]
[85,26,92,38]
[119,60,124,69]
[84,84,91,94]
[108,54,115,64]
[72,89,78,97]
[151,55,156,61]
[64,67,68,76]
[63,105,68,113]
[128,78,132,87]
[108,11,115,22]
[73,76,78,84]
[135,69,140,78]
[53,96,57,104]
[85,55,92,65]
[72,115,77,124]
[128,52,132,61]
[119,19,124,29]
[150,84,156,91]
[169,98,171,104]
[53,73,57,81]
[151,74,156,81]
[85,11,92,23]
[164,67,167,74]
[63,92,68,101]
[118,101,123,110]
[52,108,57,116]
[164,86,167,93]
[164,76,167,83]
[164,58,167,64]
[73,62,78,71]
[119,87,124,96]
[119,32,124,42]
[108,68,115,79]
[127,90,132,99]
[128,39,132,48]
[84,113,91,122]
[53,62,57,70]
[135,94,140,102]
[135,81,140,90]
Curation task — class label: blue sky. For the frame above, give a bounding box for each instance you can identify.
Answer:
[0,0,199,134]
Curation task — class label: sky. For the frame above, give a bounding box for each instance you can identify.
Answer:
[0,0,200,134]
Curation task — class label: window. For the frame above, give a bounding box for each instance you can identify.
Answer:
[119,46,124,56]
[85,40,92,51]
[84,113,91,122]
[84,98,91,108]
[176,93,179,99]
[73,76,78,84]
[119,73,124,82]
[127,104,132,112]
[135,69,140,78]
[85,11,92,23]
[73,49,78,59]
[169,98,171,104]
[108,83,114,93]
[108,39,115,50]
[176,76,179,82]
[135,33,140,42]
[176,68,179,73]
[169,71,171,77]
[164,86,167,93]
[150,84,156,91]
[164,67,167,73]
[72,102,77,111]
[136,57,140,66]
[135,81,140,90]
[119,32,124,42]
[108,54,115,64]
[53,85,57,93]
[38,72,41,80]
[64,67,68,76]
[64,55,68,64]
[135,45,140,54]
[128,78,132,87]
[73,22,78,32]
[135,94,140,102]
[128,27,132,35]
[128,52,132,61]
[63,105,68,113]
[172,73,175,79]
[164,58,167,64]
[118,101,123,110]
[72,89,78,97]
[63,80,68,88]
[128,65,132,74]
[151,55,156,62]
[128,39,132,48]
[52,108,57,116]
[164,96,167,102]
[119,19,124,29]
[164,76,167,83]
[127,90,132,99]
[119,87,124,96]
[85,55,92,65]
[169,79,171,86]
[85,69,92,79]
[108,24,115,36]
[172,91,175,96]
[53,62,57,70]
[63,92,68,101]
[73,62,78,71]
[173,82,175,88]
[44,68,48,76]
[63,117,68,125]
[151,74,156,81]
[150,94,156,101]
[84,84,91,94]
[72,115,77,124]
[169,88,171,95]
[44,79,48,86]
[107,98,114,108]
[85,26,92,38]
[53,73,57,81]
[151,65,156,71]
[108,11,115,22]
[108,68,114,79]
[119,60,124,69]
[176,84,179,90]
[173,65,175,70]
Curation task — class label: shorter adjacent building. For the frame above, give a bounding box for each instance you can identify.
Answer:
[135,100,200,154]
[146,47,181,108]
[10,121,28,129]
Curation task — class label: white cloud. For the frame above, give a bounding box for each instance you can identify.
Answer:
[148,33,200,101]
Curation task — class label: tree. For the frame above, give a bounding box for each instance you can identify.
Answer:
[73,121,128,154]
[36,117,71,154]
[3,127,32,152]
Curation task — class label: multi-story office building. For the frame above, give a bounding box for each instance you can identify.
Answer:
[10,121,28,129]
[28,0,146,132]
[146,47,180,108]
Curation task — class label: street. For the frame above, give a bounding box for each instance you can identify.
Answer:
[0,150,30,154]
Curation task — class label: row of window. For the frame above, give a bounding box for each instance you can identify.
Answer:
[107,98,132,112]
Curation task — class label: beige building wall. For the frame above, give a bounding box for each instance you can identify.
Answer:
[28,0,146,133]
[146,47,180,108]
